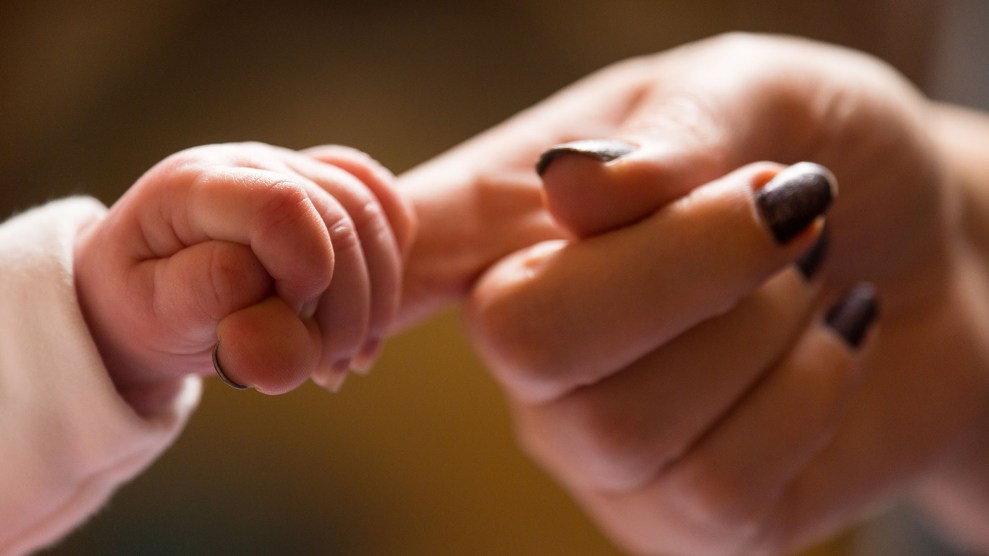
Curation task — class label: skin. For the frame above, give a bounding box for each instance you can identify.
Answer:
[75,32,989,555]
[406,34,989,554]
[74,142,416,409]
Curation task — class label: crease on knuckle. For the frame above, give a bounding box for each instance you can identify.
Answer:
[328,218,361,256]
[351,199,394,247]
[553,397,656,489]
[255,180,314,235]
[664,461,767,547]
[256,181,335,292]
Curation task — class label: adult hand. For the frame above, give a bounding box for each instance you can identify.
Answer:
[442,33,989,554]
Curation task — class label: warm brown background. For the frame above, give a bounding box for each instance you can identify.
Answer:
[0,0,974,554]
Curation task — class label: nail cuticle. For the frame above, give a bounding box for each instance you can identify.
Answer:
[535,139,637,177]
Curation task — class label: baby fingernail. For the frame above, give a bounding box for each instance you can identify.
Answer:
[319,370,348,393]
[331,358,351,374]
[825,283,879,350]
[535,139,637,177]
[756,162,837,244]
[212,342,250,391]
[351,337,382,375]
[796,226,829,281]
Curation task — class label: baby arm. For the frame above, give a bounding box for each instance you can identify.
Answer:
[0,142,412,554]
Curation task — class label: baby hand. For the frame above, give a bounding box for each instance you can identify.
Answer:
[74,142,415,413]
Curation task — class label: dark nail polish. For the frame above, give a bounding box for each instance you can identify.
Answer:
[535,139,637,177]
[796,226,829,281]
[755,162,837,244]
[825,283,879,349]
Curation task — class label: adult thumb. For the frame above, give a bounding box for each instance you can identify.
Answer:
[534,101,741,238]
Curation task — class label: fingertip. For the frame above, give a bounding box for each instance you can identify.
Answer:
[312,363,349,393]
[350,337,382,375]
[216,298,320,395]
[302,144,393,178]
[824,282,879,351]
[537,139,659,238]
[212,342,249,391]
[693,161,831,278]
[753,162,836,246]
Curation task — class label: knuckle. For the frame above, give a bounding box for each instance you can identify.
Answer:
[255,180,314,232]
[664,461,766,543]
[467,290,580,403]
[742,506,790,556]
[707,31,776,57]
[633,91,725,154]
[164,144,215,165]
[147,150,214,191]
[552,398,656,488]
[164,144,248,174]
[327,217,361,256]
[349,197,389,240]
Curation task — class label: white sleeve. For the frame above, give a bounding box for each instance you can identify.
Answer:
[0,198,202,555]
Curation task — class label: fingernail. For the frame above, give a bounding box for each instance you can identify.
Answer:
[331,358,351,374]
[796,226,829,281]
[317,370,348,393]
[755,162,837,244]
[825,283,879,349]
[212,342,249,391]
[535,139,637,177]
[351,337,382,375]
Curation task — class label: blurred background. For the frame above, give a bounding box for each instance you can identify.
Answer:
[2,0,986,554]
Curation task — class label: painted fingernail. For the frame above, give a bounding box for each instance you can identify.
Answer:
[351,337,382,375]
[796,226,829,281]
[825,283,879,349]
[535,139,637,177]
[755,162,837,244]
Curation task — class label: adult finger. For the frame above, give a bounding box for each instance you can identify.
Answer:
[575,284,879,556]
[533,33,928,249]
[512,265,822,493]
[467,162,835,403]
